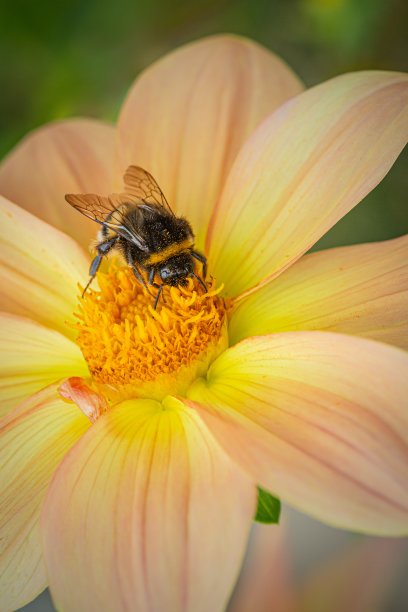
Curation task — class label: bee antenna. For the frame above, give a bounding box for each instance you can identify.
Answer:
[192,272,208,293]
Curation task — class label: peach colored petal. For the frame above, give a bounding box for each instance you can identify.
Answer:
[207,71,408,298]
[0,196,89,336]
[228,521,295,612]
[0,313,88,418]
[42,397,255,612]
[59,377,108,423]
[186,332,408,535]
[0,119,116,248]
[229,235,408,349]
[118,35,303,249]
[0,385,90,611]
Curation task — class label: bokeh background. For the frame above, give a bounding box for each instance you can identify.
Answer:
[1,0,407,246]
[1,0,407,610]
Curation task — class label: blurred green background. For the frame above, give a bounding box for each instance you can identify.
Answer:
[1,0,407,152]
[1,0,407,247]
[1,1,407,610]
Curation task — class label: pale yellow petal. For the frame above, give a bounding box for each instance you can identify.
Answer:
[118,35,303,248]
[207,71,408,298]
[42,398,255,612]
[0,385,90,611]
[0,313,88,418]
[187,332,408,535]
[0,119,117,248]
[0,196,88,335]
[229,235,408,349]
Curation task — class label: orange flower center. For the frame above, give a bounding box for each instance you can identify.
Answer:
[75,264,227,398]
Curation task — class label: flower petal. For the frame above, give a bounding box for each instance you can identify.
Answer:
[118,35,303,247]
[0,196,88,335]
[228,522,294,612]
[0,119,116,248]
[187,332,408,535]
[229,235,408,349]
[59,377,108,423]
[207,71,408,298]
[42,397,255,612]
[0,313,88,418]
[0,385,90,611]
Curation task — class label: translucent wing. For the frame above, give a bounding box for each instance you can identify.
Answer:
[65,193,118,223]
[123,166,175,216]
[65,192,149,251]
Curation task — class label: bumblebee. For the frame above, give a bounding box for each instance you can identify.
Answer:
[65,166,207,308]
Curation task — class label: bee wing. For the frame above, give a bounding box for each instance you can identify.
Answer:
[65,192,150,252]
[123,165,175,216]
[65,193,117,223]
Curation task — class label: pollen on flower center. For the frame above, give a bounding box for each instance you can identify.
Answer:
[75,264,227,393]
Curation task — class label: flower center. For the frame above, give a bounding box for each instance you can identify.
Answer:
[75,263,227,399]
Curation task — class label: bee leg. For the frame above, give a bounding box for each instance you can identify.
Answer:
[191,271,208,293]
[83,237,117,297]
[191,251,208,291]
[148,268,156,287]
[82,255,102,297]
[147,268,167,307]
[191,251,207,279]
[147,268,161,290]
[153,284,163,310]
[131,263,154,296]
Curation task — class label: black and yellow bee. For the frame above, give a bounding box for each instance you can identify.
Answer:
[65,166,207,308]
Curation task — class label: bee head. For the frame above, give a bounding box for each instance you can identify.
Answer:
[159,254,193,286]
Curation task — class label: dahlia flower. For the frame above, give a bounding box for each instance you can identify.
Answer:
[0,35,407,612]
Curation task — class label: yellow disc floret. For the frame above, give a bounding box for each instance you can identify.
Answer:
[75,263,227,400]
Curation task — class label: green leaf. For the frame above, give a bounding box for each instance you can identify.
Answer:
[254,487,281,524]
